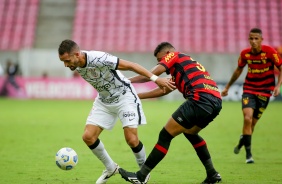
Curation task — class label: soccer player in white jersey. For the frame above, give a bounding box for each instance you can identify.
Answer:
[58,39,175,184]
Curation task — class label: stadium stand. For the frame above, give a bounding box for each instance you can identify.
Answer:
[0,0,281,53]
[0,0,39,51]
[73,0,282,53]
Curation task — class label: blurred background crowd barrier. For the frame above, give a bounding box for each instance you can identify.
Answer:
[0,0,281,100]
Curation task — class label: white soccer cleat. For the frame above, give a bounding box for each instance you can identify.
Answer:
[246,157,254,164]
[96,163,120,184]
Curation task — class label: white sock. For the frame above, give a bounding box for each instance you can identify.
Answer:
[91,140,116,171]
[133,145,146,168]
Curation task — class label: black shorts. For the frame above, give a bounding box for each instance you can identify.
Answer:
[172,94,222,129]
[242,93,270,119]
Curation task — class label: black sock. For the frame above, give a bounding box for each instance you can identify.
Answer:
[131,141,143,153]
[184,134,216,177]
[237,135,244,149]
[243,135,252,158]
[138,128,174,181]
[88,139,100,149]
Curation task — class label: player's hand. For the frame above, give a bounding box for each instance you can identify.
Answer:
[273,86,280,97]
[221,88,229,97]
[155,77,176,93]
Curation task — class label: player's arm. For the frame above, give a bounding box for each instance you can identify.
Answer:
[138,86,173,99]
[273,65,282,97]
[221,66,244,96]
[129,64,166,83]
[118,59,175,92]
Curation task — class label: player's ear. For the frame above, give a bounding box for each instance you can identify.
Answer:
[74,51,80,57]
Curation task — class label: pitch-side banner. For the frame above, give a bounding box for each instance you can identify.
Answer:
[0,77,158,99]
[0,77,281,101]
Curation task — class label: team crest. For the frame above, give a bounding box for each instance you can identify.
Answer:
[86,68,100,78]
[245,54,250,58]
[243,97,249,105]
[261,53,267,60]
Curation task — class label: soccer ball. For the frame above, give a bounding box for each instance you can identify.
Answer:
[55,147,78,170]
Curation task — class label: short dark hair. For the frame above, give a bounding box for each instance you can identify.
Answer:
[250,28,262,35]
[58,39,79,55]
[154,42,175,56]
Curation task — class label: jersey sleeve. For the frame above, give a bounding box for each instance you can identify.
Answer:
[269,47,282,67]
[238,51,247,68]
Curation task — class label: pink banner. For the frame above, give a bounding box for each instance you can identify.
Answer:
[0,77,157,99]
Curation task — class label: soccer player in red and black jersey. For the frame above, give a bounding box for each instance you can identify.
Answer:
[221,28,282,164]
[119,42,222,184]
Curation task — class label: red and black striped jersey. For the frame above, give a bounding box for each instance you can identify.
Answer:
[159,52,221,101]
[238,45,282,97]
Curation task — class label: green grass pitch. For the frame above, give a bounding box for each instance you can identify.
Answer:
[0,98,281,184]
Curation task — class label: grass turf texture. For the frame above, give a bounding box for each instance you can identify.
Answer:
[0,98,281,184]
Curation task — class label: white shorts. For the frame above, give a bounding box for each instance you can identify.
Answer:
[86,90,147,130]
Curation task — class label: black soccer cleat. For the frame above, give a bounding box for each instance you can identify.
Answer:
[201,172,222,184]
[118,168,149,184]
[234,145,241,154]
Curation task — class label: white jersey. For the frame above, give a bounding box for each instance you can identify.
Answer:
[76,50,133,104]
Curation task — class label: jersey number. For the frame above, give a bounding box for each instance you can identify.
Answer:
[196,62,206,72]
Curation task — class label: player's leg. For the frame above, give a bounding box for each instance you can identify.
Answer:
[83,124,119,184]
[119,117,185,183]
[234,94,255,157]
[251,117,259,133]
[234,107,255,163]
[183,99,222,184]
[119,89,148,170]
[244,95,269,163]
[123,127,147,168]
[84,100,119,184]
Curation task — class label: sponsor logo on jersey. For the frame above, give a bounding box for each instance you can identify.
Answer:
[93,83,112,92]
[123,111,136,118]
[164,52,176,62]
[247,59,267,64]
[203,83,219,92]
[248,67,269,73]
[204,75,212,80]
[101,96,119,103]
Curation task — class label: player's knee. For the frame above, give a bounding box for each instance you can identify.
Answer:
[82,132,96,145]
[243,115,253,124]
[126,136,139,147]
[158,128,174,144]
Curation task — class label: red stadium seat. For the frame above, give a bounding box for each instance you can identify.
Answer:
[72,0,282,53]
[0,0,39,51]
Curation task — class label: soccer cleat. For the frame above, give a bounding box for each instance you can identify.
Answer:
[96,163,120,184]
[118,168,150,184]
[233,146,240,154]
[201,172,222,184]
[246,157,254,164]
